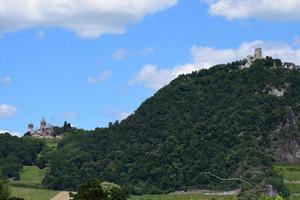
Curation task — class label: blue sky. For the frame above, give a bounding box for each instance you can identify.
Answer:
[1,0,300,135]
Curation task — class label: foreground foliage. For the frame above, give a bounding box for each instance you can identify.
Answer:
[8,166,59,200]
[0,180,10,200]
[71,179,128,200]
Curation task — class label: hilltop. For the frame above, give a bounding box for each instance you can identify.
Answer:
[40,56,300,196]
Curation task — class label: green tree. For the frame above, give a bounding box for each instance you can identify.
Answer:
[0,180,10,200]
[71,179,108,200]
[101,182,128,200]
[71,180,128,200]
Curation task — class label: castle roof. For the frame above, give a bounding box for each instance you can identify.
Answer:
[41,117,47,125]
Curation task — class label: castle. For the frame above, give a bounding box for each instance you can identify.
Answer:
[28,117,55,138]
[241,48,299,69]
[241,48,263,69]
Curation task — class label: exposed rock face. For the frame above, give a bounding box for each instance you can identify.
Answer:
[269,88,285,97]
[268,83,289,97]
[274,107,300,164]
[265,184,277,197]
[243,183,278,198]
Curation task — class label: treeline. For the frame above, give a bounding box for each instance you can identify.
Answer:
[0,133,44,179]
[42,57,299,195]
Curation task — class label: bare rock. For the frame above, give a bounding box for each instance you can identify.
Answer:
[274,107,300,164]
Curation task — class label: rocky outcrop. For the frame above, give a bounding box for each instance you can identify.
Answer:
[242,183,278,198]
[274,107,300,164]
[269,88,285,97]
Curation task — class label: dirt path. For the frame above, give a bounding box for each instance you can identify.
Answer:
[50,191,70,200]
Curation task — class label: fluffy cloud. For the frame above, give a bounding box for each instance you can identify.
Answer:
[111,47,155,60]
[191,40,300,67]
[294,36,300,47]
[0,0,177,38]
[104,108,131,121]
[0,76,11,85]
[204,0,300,20]
[111,49,131,60]
[139,47,156,56]
[55,112,79,120]
[0,130,22,136]
[87,70,112,84]
[36,30,46,40]
[130,40,300,90]
[129,64,197,90]
[0,104,17,118]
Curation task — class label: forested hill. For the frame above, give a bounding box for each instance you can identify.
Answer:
[44,57,300,195]
[0,133,44,179]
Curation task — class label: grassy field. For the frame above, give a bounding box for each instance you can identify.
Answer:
[286,183,300,194]
[273,165,300,199]
[7,166,232,200]
[130,194,231,200]
[9,166,45,188]
[9,186,60,200]
[273,165,300,181]
[8,166,60,200]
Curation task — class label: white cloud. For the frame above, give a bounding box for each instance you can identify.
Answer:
[130,40,300,90]
[204,0,300,21]
[0,76,11,85]
[129,64,197,90]
[139,47,156,56]
[56,112,78,120]
[0,0,177,38]
[87,70,112,84]
[104,108,131,121]
[111,47,155,60]
[36,30,46,40]
[0,104,17,118]
[111,49,132,60]
[0,130,22,136]
[294,36,300,47]
[118,112,131,120]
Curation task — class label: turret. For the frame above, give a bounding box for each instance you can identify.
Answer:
[40,117,47,130]
[28,123,34,133]
[254,48,262,59]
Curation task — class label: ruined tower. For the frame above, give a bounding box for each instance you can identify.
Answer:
[28,123,34,133]
[254,48,262,59]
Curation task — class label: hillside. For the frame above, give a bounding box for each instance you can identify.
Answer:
[0,133,44,179]
[38,57,300,195]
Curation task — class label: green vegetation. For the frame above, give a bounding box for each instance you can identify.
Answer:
[290,195,300,200]
[285,184,300,193]
[0,134,44,179]
[9,187,59,200]
[71,179,128,200]
[273,165,300,181]
[0,180,10,200]
[8,166,59,200]
[9,166,45,188]
[2,57,300,197]
[273,165,300,196]
[129,194,230,200]
[42,57,300,195]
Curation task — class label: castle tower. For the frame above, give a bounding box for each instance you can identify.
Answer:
[28,123,34,133]
[40,117,47,130]
[254,48,262,59]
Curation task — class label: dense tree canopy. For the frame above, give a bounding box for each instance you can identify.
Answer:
[70,180,128,200]
[0,133,44,179]
[42,58,300,195]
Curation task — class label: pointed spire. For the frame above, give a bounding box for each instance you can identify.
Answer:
[41,117,46,125]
